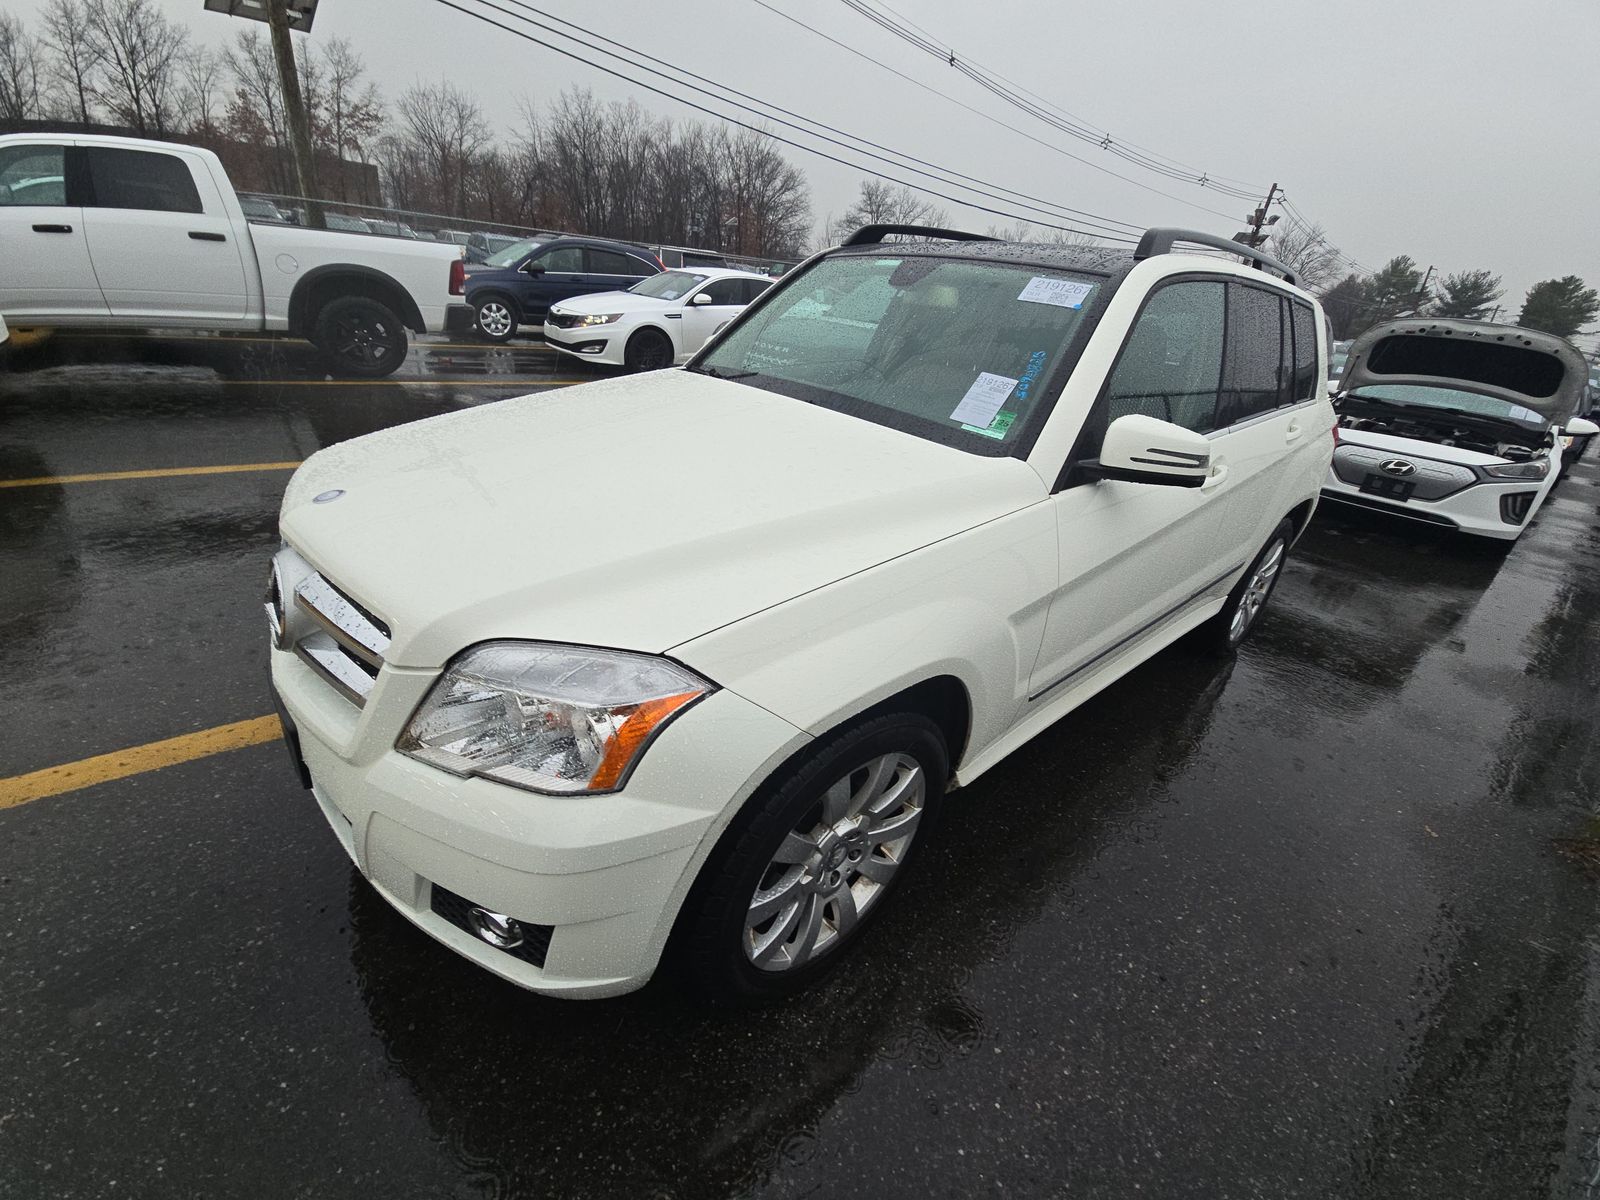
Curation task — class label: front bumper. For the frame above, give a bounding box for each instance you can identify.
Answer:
[543,324,623,365]
[444,303,476,334]
[1320,470,1547,541]
[270,645,806,997]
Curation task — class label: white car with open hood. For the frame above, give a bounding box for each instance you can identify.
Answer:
[268,225,1335,1003]
[1322,319,1598,542]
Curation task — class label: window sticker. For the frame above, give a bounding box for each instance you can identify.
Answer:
[1018,276,1093,309]
[950,371,1017,427]
[873,258,903,266]
[961,409,1017,439]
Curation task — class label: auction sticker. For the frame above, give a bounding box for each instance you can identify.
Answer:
[1018,276,1093,309]
[950,372,1018,427]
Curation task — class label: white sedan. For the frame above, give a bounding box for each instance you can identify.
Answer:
[543,267,772,370]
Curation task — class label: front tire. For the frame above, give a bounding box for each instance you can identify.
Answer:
[313,296,408,379]
[473,295,518,343]
[678,714,949,1005]
[1198,518,1294,653]
[623,327,674,372]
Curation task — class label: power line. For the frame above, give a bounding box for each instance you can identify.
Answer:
[855,0,1273,196]
[428,0,1139,242]
[746,0,1252,227]
[487,0,1145,239]
[838,0,1266,202]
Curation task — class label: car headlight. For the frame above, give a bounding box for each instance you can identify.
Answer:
[1480,460,1549,480]
[571,313,623,327]
[397,642,713,795]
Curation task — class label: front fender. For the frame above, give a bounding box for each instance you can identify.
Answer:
[669,501,1058,773]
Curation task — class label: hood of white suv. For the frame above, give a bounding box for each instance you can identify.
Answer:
[280,370,1046,667]
[1335,427,1511,467]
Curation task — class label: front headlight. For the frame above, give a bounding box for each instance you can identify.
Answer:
[1481,460,1549,480]
[398,642,713,795]
[572,313,623,327]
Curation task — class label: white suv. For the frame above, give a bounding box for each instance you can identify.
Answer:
[268,225,1335,1003]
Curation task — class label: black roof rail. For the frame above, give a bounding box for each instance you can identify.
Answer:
[1134,227,1298,287]
[843,223,1000,246]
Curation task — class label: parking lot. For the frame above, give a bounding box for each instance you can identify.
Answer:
[3,332,1600,1198]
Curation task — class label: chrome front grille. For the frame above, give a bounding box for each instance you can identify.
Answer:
[267,548,391,707]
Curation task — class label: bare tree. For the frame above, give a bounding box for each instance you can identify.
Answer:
[1266,217,1343,292]
[0,12,45,122]
[39,0,101,123]
[85,0,190,135]
[180,45,225,134]
[394,79,492,215]
[315,37,384,200]
[831,179,946,241]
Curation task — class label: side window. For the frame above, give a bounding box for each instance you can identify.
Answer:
[1218,284,1288,426]
[1291,301,1318,400]
[741,279,772,304]
[700,279,745,306]
[587,248,637,275]
[84,148,202,214]
[626,254,660,277]
[535,246,584,273]
[0,144,68,207]
[1103,280,1226,434]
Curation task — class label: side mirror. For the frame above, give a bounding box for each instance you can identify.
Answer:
[1564,416,1599,437]
[1078,414,1211,488]
[521,262,544,276]
[691,292,713,306]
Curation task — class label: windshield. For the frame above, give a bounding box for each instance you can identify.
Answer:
[631,271,709,300]
[484,238,544,267]
[694,254,1101,452]
[1350,384,1548,429]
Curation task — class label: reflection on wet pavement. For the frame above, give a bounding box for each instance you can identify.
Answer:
[2,336,1599,1198]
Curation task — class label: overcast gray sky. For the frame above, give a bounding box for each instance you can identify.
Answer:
[14,0,1600,327]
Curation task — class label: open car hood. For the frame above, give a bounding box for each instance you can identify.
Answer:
[1339,319,1586,423]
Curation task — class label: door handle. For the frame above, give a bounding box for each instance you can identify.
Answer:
[189,231,226,242]
[1284,421,1304,443]
[1201,463,1230,491]
[32,223,72,233]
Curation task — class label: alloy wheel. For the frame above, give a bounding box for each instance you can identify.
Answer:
[1230,537,1285,643]
[743,752,925,972]
[477,302,512,338]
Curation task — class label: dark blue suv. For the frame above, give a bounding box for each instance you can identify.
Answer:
[463,236,663,342]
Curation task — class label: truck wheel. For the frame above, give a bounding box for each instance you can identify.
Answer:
[313,296,408,379]
[473,295,518,343]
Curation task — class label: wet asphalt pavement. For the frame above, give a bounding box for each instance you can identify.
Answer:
[3,331,1600,1199]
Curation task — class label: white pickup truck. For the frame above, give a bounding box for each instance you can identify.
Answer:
[0,132,472,377]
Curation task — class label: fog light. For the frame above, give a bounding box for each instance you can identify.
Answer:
[580,344,603,353]
[467,906,524,949]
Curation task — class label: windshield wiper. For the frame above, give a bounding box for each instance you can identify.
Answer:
[694,365,757,381]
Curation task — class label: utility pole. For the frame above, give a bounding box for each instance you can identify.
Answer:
[1247,182,1280,249]
[1410,264,1435,315]
[265,0,323,229]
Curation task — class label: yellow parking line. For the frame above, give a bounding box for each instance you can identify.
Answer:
[0,462,302,488]
[0,716,283,810]
[50,333,557,351]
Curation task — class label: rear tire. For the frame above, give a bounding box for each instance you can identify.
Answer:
[676,713,948,1005]
[624,327,674,372]
[1198,518,1295,653]
[312,296,408,379]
